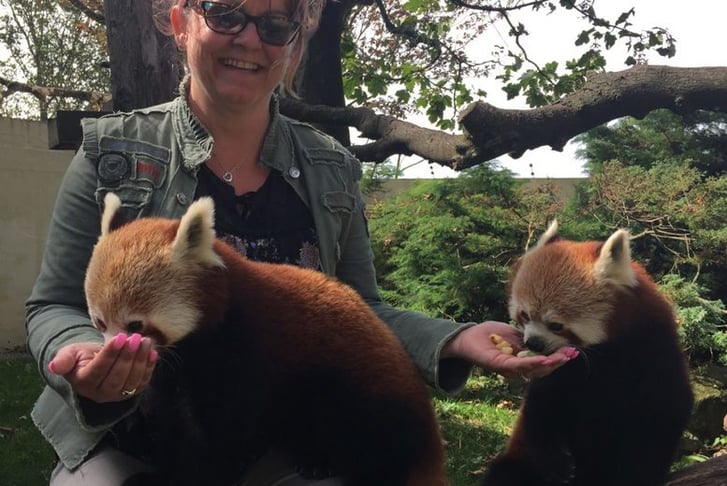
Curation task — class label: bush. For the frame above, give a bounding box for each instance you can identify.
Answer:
[659,274,727,366]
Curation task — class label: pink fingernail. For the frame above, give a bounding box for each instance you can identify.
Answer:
[128,333,142,352]
[113,333,127,349]
[48,361,56,373]
[149,349,158,363]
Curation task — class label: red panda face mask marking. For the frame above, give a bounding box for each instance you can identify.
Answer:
[508,220,638,354]
[84,193,225,346]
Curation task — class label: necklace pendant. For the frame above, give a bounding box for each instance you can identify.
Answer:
[222,171,234,183]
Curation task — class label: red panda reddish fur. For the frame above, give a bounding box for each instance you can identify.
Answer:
[84,195,447,486]
[482,222,693,486]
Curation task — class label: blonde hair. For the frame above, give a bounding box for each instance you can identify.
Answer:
[152,0,325,95]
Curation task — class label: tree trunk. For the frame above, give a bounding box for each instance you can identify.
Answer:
[103,0,180,111]
[666,455,727,485]
[294,0,353,145]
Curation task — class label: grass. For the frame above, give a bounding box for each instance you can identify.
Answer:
[434,373,523,485]
[0,355,56,486]
[0,353,521,485]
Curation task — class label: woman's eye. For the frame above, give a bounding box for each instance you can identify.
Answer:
[547,322,564,332]
[127,321,144,334]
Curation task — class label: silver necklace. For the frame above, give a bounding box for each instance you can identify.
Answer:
[212,156,244,184]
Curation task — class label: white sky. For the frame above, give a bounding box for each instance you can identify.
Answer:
[401,0,727,179]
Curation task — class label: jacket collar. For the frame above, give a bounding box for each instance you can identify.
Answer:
[173,90,295,175]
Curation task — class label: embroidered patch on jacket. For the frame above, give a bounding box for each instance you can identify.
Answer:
[97,153,130,182]
[133,157,167,188]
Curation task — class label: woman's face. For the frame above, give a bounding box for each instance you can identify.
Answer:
[172,0,297,114]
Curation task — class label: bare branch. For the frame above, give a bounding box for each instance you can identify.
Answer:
[64,0,105,24]
[0,75,111,107]
[446,0,549,13]
[458,65,727,168]
[372,0,441,55]
[281,65,727,169]
[279,96,472,164]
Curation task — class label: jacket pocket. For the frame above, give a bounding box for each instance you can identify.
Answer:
[320,191,355,214]
[94,184,153,221]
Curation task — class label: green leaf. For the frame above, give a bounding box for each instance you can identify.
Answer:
[615,9,634,26]
[575,28,593,46]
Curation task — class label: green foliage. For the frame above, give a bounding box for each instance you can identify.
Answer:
[343,0,676,127]
[367,164,564,322]
[575,109,727,177]
[342,1,480,130]
[571,110,727,301]
[569,108,727,367]
[495,2,672,107]
[0,0,109,119]
[500,50,607,107]
[563,160,709,281]
[658,274,727,366]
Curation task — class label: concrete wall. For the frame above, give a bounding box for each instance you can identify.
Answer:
[0,117,74,351]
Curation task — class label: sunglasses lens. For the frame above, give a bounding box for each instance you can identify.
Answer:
[258,15,300,46]
[200,2,246,34]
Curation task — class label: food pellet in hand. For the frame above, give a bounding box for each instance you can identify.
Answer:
[490,333,514,355]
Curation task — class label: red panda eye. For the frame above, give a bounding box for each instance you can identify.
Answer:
[519,311,530,323]
[127,321,144,334]
[95,318,107,332]
[547,322,564,332]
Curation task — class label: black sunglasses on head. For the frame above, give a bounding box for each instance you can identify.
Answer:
[186,1,301,46]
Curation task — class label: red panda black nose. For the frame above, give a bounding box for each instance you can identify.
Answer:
[525,336,546,353]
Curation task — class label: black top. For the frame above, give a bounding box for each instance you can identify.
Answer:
[195,165,321,270]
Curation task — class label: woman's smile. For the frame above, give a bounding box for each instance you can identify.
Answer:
[221,58,261,71]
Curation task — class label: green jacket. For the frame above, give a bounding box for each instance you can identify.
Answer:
[25,95,474,469]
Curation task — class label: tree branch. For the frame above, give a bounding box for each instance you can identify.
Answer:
[281,65,727,169]
[458,65,727,168]
[0,75,111,107]
[279,96,473,165]
[64,0,105,24]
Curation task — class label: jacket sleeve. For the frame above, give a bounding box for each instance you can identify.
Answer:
[334,185,475,395]
[25,146,137,430]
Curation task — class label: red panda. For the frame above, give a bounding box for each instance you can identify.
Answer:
[481,221,694,486]
[84,193,447,486]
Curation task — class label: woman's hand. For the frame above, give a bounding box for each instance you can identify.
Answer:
[48,333,157,403]
[441,321,578,380]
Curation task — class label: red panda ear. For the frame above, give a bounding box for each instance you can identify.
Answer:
[594,229,637,286]
[100,192,126,235]
[171,197,224,268]
[532,219,561,251]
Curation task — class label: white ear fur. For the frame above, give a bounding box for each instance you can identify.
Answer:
[100,192,123,236]
[534,219,559,250]
[594,229,637,286]
[171,197,225,268]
